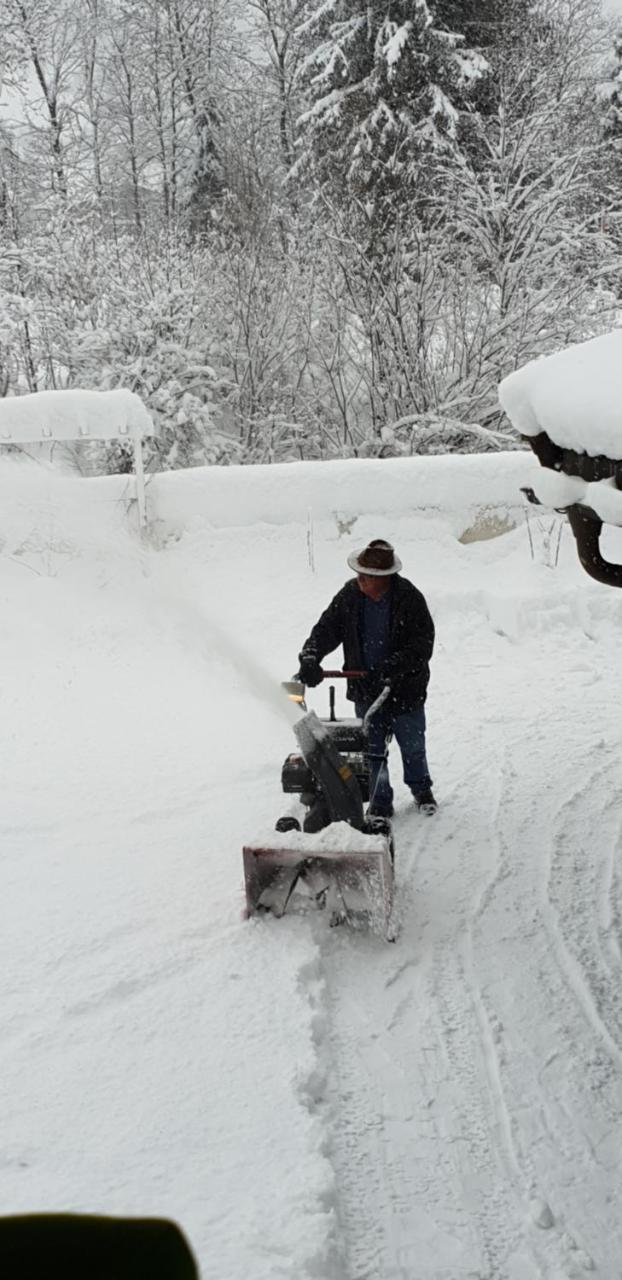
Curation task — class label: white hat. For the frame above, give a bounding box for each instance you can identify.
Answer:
[347,539,402,576]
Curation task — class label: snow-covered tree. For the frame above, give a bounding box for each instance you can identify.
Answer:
[436,0,617,426]
[295,0,487,226]
[434,0,533,52]
[0,0,82,199]
[99,0,231,235]
[0,0,618,468]
[249,1,307,174]
[604,31,622,147]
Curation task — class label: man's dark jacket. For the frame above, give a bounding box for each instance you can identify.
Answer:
[300,576,434,713]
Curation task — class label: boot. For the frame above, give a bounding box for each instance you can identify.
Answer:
[413,789,437,815]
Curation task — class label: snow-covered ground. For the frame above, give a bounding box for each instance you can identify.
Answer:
[2,452,622,1280]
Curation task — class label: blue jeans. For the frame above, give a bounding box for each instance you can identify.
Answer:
[355,702,432,813]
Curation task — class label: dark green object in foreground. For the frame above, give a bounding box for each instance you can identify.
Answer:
[0,1212,198,1279]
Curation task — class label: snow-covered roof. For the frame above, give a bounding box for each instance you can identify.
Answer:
[0,388,156,443]
[499,330,622,459]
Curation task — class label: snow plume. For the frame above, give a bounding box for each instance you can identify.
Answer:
[0,457,141,570]
[152,563,301,728]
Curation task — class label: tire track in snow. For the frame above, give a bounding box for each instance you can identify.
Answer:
[462,752,611,1279]
[598,826,622,976]
[425,753,569,1280]
[465,730,622,1277]
[315,626,622,1280]
[288,600,622,1280]
[545,753,622,1063]
[319,761,557,1280]
[321,938,482,1280]
[314,802,486,1280]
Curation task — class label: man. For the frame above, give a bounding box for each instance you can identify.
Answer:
[298,538,436,817]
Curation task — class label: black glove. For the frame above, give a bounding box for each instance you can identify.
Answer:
[298,653,323,687]
[378,655,408,685]
[373,662,393,687]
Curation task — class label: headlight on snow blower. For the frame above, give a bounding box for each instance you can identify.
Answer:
[282,679,306,704]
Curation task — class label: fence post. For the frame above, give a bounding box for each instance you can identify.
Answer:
[133,430,147,528]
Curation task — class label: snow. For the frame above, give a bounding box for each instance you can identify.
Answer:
[2,450,622,1279]
[498,329,622,458]
[430,84,459,129]
[455,49,489,83]
[247,822,387,855]
[149,451,531,533]
[381,21,413,74]
[522,462,622,526]
[0,388,155,442]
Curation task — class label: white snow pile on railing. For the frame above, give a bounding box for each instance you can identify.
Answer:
[0,388,154,441]
[522,468,622,527]
[0,450,532,560]
[499,329,622,526]
[0,388,157,527]
[149,452,530,533]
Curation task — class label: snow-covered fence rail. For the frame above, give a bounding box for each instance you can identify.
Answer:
[0,389,157,527]
[149,452,531,535]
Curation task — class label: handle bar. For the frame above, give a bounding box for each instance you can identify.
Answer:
[321,669,392,727]
[319,670,392,728]
[362,683,392,729]
[321,669,367,678]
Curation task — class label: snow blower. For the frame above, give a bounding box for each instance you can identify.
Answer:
[243,672,395,938]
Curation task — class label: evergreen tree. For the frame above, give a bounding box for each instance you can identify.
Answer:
[433,1,552,161]
[604,31,622,148]
[295,0,487,226]
[434,0,531,48]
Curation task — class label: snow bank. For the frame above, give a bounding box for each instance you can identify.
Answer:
[147,452,529,532]
[499,329,622,458]
[0,451,531,550]
[0,457,142,564]
[0,387,155,441]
